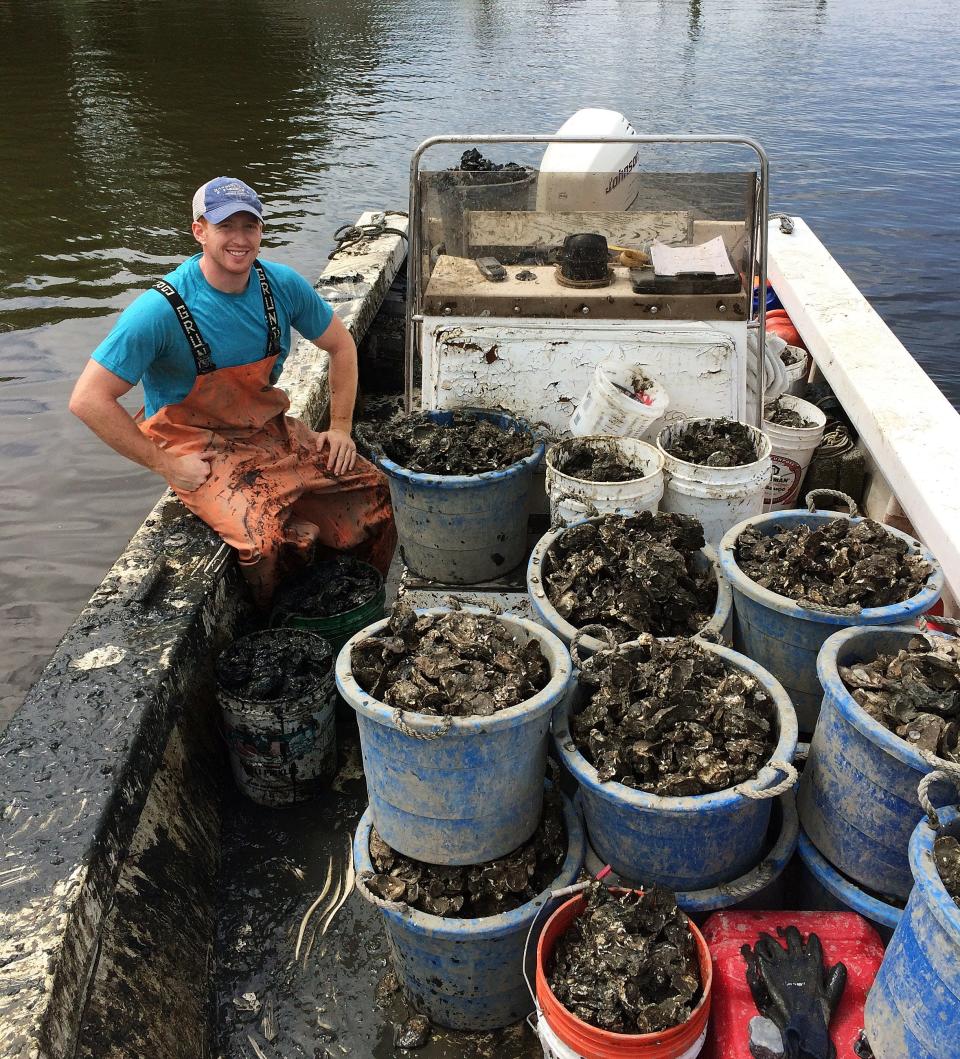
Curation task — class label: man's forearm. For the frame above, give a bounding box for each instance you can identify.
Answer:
[326,348,358,432]
[70,392,170,476]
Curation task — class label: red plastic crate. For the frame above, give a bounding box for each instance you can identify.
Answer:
[700,911,885,1059]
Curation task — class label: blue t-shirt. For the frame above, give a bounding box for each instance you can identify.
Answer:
[92,255,334,418]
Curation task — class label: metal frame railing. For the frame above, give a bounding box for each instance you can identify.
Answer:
[404,132,769,423]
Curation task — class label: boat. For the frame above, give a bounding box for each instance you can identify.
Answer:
[1,112,958,1059]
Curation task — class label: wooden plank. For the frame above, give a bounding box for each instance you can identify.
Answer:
[466,210,692,249]
[769,217,960,600]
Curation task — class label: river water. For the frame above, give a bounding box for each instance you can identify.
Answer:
[1,0,958,725]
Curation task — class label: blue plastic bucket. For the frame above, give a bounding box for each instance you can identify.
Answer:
[553,641,798,890]
[797,625,957,901]
[376,408,544,584]
[718,511,943,733]
[527,519,733,657]
[336,607,573,865]
[865,806,960,1058]
[796,829,902,944]
[584,792,799,922]
[353,789,585,1031]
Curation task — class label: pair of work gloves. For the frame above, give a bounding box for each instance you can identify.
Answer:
[742,926,847,1059]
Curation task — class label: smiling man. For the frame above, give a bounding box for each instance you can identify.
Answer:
[69,176,395,604]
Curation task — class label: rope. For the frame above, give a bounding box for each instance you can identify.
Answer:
[355,869,406,911]
[329,216,409,259]
[917,753,960,831]
[738,759,799,800]
[797,599,863,617]
[569,624,618,669]
[392,707,453,741]
[805,489,859,517]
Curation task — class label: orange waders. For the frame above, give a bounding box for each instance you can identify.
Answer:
[140,264,395,604]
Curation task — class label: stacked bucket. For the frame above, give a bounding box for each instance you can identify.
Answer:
[338,608,583,1031]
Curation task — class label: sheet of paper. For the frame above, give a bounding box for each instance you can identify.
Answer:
[650,235,735,277]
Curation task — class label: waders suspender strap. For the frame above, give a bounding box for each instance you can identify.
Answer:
[253,260,282,358]
[153,261,281,376]
[153,279,216,375]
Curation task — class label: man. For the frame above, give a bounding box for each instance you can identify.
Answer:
[70,176,396,604]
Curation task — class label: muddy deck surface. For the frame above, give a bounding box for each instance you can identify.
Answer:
[215,734,544,1059]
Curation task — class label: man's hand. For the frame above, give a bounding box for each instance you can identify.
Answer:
[163,452,212,492]
[315,427,357,476]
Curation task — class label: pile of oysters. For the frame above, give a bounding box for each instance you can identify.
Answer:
[840,632,960,760]
[736,518,931,609]
[544,513,717,641]
[351,601,549,717]
[547,883,701,1034]
[572,637,776,794]
[378,409,533,475]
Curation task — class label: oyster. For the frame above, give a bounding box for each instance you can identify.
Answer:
[378,409,533,475]
[664,419,758,467]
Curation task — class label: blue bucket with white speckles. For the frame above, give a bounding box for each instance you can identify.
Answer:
[798,624,956,900]
[554,640,798,891]
[336,607,573,865]
[376,408,544,584]
[865,805,960,1058]
[719,511,943,733]
[353,788,585,1031]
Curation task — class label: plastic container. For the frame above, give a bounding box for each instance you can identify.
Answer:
[527,519,733,659]
[657,420,772,549]
[718,511,943,734]
[797,625,957,900]
[336,606,572,864]
[353,788,585,1031]
[545,436,664,527]
[570,361,670,440]
[272,559,386,653]
[436,165,536,255]
[761,396,827,510]
[700,910,885,1059]
[764,308,805,350]
[376,408,544,584]
[552,641,798,891]
[583,792,799,921]
[781,344,809,396]
[796,830,903,944]
[864,805,960,1059]
[217,629,336,807]
[536,889,712,1059]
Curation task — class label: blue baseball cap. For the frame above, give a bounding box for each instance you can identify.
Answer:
[192,176,264,223]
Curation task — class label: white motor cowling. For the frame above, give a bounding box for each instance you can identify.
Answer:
[536,109,641,213]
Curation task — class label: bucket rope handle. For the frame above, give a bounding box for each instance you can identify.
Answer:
[569,624,619,669]
[738,759,799,800]
[392,708,453,740]
[917,754,960,831]
[355,869,407,912]
[918,614,960,635]
[550,492,600,530]
[805,489,859,517]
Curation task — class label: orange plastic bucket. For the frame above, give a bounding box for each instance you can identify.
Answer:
[535,890,712,1059]
[764,309,805,350]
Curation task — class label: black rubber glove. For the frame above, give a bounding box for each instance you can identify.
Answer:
[741,926,847,1059]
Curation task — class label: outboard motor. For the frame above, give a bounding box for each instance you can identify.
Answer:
[536,108,641,212]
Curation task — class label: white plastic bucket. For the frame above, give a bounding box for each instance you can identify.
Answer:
[533,1006,708,1059]
[570,360,669,440]
[762,395,827,510]
[782,345,809,396]
[545,436,664,527]
[657,419,772,549]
